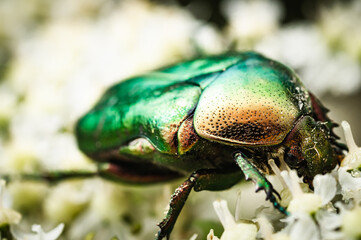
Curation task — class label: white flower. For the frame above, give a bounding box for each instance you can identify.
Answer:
[207,229,220,240]
[316,209,344,240]
[341,206,361,239]
[212,200,257,240]
[223,0,282,47]
[338,167,361,203]
[10,223,64,240]
[0,180,21,225]
[189,233,198,240]
[44,181,91,223]
[313,174,337,206]
[286,213,320,240]
[193,25,225,54]
[341,121,361,170]
[256,25,361,96]
[319,1,361,61]
[337,121,361,202]
[257,216,290,240]
[280,170,336,214]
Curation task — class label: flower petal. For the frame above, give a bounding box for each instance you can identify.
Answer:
[213,200,236,230]
[313,174,337,205]
[316,210,344,240]
[220,223,257,240]
[10,223,64,240]
[207,229,220,240]
[287,193,322,214]
[341,121,361,169]
[342,207,361,238]
[289,213,320,240]
[280,170,303,197]
[338,167,361,202]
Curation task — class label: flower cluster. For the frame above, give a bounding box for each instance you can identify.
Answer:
[204,121,361,240]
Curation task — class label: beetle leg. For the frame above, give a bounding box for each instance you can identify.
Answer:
[155,169,242,240]
[156,172,198,240]
[234,152,289,215]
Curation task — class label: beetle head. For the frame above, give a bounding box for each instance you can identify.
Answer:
[283,116,341,185]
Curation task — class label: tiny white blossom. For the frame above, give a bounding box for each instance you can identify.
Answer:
[337,121,361,202]
[280,170,336,214]
[341,206,361,239]
[316,209,344,240]
[287,213,320,240]
[338,167,361,203]
[189,233,198,240]
[257,216,290,240]
[10,223,64,240]
[207,229,220,240]
[341,121,361,169]
[313,174,337,205]
[212,200,257,240]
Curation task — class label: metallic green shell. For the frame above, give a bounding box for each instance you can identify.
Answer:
[76,53,246,156]
[194,55,312,146]
[76,52,312,158]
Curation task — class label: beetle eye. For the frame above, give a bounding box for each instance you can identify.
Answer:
[284,147,303,166]
[285,153,298,166]
[286,152,297,161]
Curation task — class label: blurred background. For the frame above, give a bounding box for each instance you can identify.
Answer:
[0,0,360,239]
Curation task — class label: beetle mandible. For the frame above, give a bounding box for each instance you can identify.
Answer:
[75,51,345,239]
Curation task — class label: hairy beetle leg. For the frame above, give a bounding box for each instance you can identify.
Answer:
[234,152,289,215]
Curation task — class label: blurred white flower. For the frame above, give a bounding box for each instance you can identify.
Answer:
[193,25,225,54]
[10,223,64,240]
[212,200,257,240]
[319,1,361,61]
[341,206,361,239]
[8,182,48,213]
[0,180,21,225]
[223,0,282,48]
[189,233,198,240]
[0,85,17,122]
[256,25,361,95]
[44,181,91,223]
[2,140,40,173]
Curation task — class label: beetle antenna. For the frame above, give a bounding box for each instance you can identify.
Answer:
[0,170,98,184]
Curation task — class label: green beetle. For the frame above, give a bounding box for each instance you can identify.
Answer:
[75,52,345,239]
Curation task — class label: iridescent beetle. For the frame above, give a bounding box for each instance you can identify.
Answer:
[75,52,345,239]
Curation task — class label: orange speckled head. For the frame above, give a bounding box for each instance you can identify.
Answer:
[194,57,310,146]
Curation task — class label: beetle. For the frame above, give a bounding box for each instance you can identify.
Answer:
[75,51,345,239]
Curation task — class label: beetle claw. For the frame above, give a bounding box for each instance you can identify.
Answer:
[235,153,287,214]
